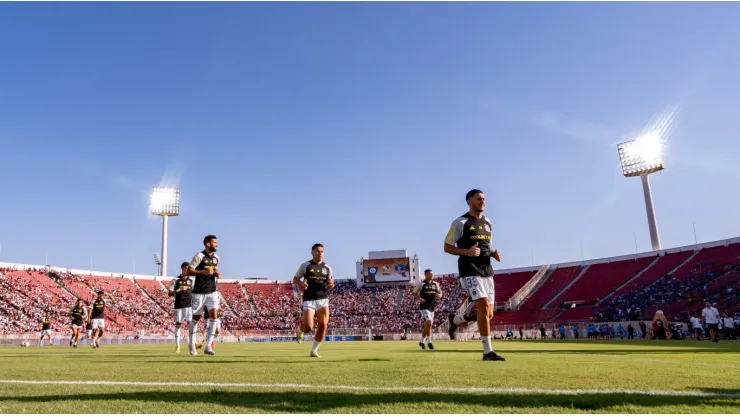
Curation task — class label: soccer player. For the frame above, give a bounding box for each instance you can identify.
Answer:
[702,301,721,343]
[187,235,221,356]
[89,290,115,348]
[84,320,93,343]
[293,282,304,344]
[169,262,200,353]
[445,189,505,361]
[413,269,441,350]
[293,243,334,358]
[38,312,52,346]
[68,299,87,348]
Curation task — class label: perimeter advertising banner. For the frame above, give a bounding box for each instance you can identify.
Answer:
[363,257,411,283]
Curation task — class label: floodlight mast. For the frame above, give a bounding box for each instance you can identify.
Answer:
[641,174,661,251]
[150,188,180,277]
[617,137,664,251]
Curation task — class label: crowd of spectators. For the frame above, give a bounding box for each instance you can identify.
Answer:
[594,262,740,323]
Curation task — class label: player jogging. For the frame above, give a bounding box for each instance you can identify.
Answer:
[169,262,201,353]
[39,312,52,346]
[68,299,87,348]
[84,320,93,342]
[445,189,505,361]
[293,282,304,343]
[187,235,222,356]
[413,269,441,350]
[293,243,334,358]
[89,290,114,348]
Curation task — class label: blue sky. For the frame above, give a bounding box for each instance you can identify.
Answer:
[1,3,740,280]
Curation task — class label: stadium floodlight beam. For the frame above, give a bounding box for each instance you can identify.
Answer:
[617,133,664,251]
[150,188,180,277]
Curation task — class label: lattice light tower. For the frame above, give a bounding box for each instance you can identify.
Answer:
[617,133,664,251]
[150,188,180,277]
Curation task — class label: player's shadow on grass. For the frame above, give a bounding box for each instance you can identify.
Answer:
[432,347,736,355]
[1,389,739,412]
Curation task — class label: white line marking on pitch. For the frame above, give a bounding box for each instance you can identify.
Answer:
[0,380,738,398]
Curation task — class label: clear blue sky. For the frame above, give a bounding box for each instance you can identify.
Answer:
[2,3,740,280]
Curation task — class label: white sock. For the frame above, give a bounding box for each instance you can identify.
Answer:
[422,336,428,344]
[205,319,219,349]
[428,333,433,342]
[311,340,321,353]
[188,320,197,346]
[453,314,466,325]
[175,327,181,347]
[482,336,493,354]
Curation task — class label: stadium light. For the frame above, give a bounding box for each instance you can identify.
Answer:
[617,133,664,251]
[150,188,180,277]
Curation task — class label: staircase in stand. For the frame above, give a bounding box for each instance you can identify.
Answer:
[543,265,590,309]
[133,279,167,313]
[507,264,550,310]
[239,284,259,313]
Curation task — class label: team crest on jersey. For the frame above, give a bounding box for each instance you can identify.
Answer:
[321,268,327,274]
[484,224,491,232]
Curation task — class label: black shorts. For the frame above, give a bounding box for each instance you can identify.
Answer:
[708,323,719,331]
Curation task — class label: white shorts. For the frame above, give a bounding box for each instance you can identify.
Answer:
[302,298,329,311]
[420,309,435,322]
[459,276,495,303]
[87,330,93,337]
[72,324,83,330]
[192,292,220,316]
[41,330,52,336]
[174,307,193,323]
[92,319,105,330]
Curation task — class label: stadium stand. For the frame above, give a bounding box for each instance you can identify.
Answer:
[1,238,739,335]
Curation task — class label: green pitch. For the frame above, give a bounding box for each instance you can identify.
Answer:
[0,340,738,413]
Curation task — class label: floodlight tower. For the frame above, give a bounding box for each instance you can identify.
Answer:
[150,188,180,277]
[617,133,664,251]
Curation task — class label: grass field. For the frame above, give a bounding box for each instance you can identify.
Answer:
[0,339,738,413]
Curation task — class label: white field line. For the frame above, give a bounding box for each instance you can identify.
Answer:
[0,379,738,398]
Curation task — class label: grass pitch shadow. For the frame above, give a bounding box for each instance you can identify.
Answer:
[1,389,738,412]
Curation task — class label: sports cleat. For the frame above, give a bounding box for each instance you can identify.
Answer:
[73,344,78,348]
[448,314,458,340]
[427,343,435,350]
[204,348,215,356]
[310,351,321,358]
[296,331,303,344]
[482,352,506,361]
[95,340,100,348]
[418,341,426,350]
[189,344,198,356]
[174,346,181,353]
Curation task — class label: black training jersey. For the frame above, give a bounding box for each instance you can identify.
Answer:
[41,318,51,331]
[445,213,494,278]
[414,280,441,312]
[170,275,193,309]
[90,299,106,319]
[70,306,85,326]
[295,260,333,301]
[190,251,220,294]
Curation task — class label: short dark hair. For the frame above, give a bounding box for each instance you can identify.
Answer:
[180,262,189,269]
[204,235,217,245]
[311,243,324,251]
[424,269,433,274]
[466,189,483,201]
[97,291,104,295]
